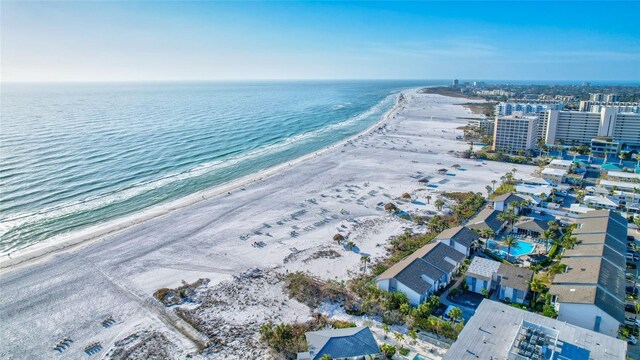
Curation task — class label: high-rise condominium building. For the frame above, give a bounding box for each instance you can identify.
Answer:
[492,115,538,153]
[541,108,640,147]
[579,100,639,113]
[495,101,563,116]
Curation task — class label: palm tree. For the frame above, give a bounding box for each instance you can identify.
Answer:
[360,255,370,274]
[408,329,418,344]
[393,332,405,344]
[509,201,520,214]
[480,228,495,250]
[635,301,640,323]
[491,179,497,193]
[498,209,517,231]
[427,316,441,336]
[380,343,396,359]
[485,185,492,195]
[448,307,463,323]
[561,235,578,249]
[541,229,554,251]
[504,236,519,261]
[319,355,332,360]
[382,323,390,339]
[434,199,445,211]
[426,195,432,204]
[529,278,545,307]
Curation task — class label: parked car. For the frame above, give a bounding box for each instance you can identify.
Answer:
[627,335,638,345]
[629,235,636,242]
[626,304,637,313]
[627,286,639,295]
[626,317,640,326]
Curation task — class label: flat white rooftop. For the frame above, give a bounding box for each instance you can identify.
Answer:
[606,171,640,180]
[443,300,627,360]
[549,159,573,167]
[542,167,567,176]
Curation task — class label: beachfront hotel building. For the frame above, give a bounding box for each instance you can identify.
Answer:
[495,100,563,116]
[549,210,627,338]
[580,101,640,113]
[492,115,538,153]
[540,108,640,147]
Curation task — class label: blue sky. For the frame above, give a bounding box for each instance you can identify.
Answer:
[2,1,639,82]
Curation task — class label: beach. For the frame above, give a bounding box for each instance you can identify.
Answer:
[0,90,536,359]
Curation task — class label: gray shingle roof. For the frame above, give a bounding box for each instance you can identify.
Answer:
[394,258,444,294]
[550,210,627,323]
[492,192,525,204]
[420,242,465,274]
[466,207,504,233]
[305,326,380,360]
[514,217,550,234]
[435,226,479,249]
[376,242,463,296]
[497,263,533,292]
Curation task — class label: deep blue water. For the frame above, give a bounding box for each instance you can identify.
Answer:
[0,80,442,251]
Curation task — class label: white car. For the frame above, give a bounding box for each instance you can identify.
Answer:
[627,335,638,345]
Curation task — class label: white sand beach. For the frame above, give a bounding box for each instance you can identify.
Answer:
[0,90,536,359]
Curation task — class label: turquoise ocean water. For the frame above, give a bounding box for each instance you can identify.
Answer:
[0,81,441,252]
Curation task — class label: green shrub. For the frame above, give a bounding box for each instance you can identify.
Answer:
[331,319,356,329]
[543,305,558,318]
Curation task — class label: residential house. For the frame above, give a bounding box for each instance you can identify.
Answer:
[541,167,567,186]
[547,159,573,171]
[549,210,627,337]
[492,192,526,214]
[465,257,534,304]
[297,327,381,360]
[465,257,500,294]
[376,242,464,306]
[584,195,620,210]
[435,226,480,257]
[606,170,640,183]
[466,207,506,235]
[513,217,550,238]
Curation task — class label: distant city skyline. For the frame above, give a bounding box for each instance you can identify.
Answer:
[2,1,639,82]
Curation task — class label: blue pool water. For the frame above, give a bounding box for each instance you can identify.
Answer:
[488,239,535,257]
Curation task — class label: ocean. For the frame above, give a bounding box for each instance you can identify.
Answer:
[0,80,442,252]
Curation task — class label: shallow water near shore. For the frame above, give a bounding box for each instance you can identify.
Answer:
[0,80,441,252]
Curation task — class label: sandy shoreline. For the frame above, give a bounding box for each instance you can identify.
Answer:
[0,90,536,359]
[0,91,406,270]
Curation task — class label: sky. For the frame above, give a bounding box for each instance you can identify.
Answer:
[1,1,639,82]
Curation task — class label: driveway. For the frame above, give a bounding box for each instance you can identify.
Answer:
[439,275,476,322]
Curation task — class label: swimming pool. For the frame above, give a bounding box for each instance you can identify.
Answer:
[488,239,535,257]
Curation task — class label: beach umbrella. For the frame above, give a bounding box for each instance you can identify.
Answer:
[384,203,397,212]
[401,192,411,199]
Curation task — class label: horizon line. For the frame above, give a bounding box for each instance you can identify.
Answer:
[2,79,640,85]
